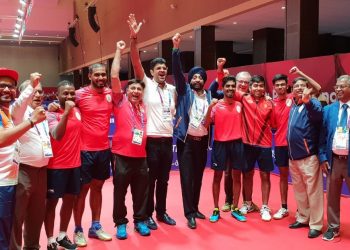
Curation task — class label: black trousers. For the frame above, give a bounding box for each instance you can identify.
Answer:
[113,154,149,226]
[177,136,208,218]
[146,137,173,216]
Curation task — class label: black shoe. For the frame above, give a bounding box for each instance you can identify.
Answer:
[156,213,176,225]
[289,221,309,229]
[145,217,158,230]
[195,211,206,220]
[308,229,322,238]
[187,217,196,229]
[322,227,340,241]
[56,236,77,249]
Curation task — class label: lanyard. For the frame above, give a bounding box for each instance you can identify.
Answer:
[0,108,14,127]
[28,112,49,138]
[193,95,207,117]
[128,101,145,131]
[156,86,171,107]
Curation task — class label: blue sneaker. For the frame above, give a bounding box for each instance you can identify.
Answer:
[231,207,247,222]
[209,208,220,223]
[134,222,151,236]
[116,224,127,240]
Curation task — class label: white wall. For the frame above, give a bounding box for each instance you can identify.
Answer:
[0,44,60,87]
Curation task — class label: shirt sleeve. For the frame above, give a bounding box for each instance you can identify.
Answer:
[47,112,59,135]
[10,85,34,124]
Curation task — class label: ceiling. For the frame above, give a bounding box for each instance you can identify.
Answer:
[0,0,349,61]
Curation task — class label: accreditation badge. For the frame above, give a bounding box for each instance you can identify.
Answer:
[132,129,143,145]
[162,106,172,122]
[190,115,202,128]
[42,140,53,158]
[334,127,349,150]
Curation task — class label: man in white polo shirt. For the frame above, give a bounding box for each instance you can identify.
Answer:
[128,13,176,230]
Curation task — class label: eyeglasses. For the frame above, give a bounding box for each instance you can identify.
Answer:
[237,80,250,85]
[333,84,350,90]
[0,83,16,90]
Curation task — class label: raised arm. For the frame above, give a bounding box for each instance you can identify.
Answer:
[11,72,42,124]
[128,14,145,80]
[171,33,186,96]
[290,66,322,93]
[203,98,218,128]
[49,101,75,141]
[0,106,46,147]
[111,40,126,94]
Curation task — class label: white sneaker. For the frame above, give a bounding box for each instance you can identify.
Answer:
[239,201,259,215]
[273,208,289,220]
[74,231,87,247]
[260,206,272,221]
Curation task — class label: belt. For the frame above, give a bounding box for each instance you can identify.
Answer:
[187,134,206,141]
[147,137,172,143]
[333,153,348,160]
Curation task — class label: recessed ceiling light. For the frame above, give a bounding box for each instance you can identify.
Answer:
[18,9,24,15]
[14,29,20,33]
[20,0,26,5]
[251,38,254,41]
[281,6,286,10]
[233,22,238,25]
[35,33,39,36]
[154,47,157,50]
[16,17,23,22]
[12,34,19,38]
[15,23,21,29]
[189,35,193,39]
[143,50,147,53]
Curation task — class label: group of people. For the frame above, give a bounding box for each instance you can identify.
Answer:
[0,13,350,250]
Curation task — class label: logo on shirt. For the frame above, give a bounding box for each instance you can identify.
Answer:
[106,94,112,103]
[236,105,241,113]
[286,99,292,107]
[75,111,81,121]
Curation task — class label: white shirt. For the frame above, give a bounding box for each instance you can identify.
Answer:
[0,85,34,186]
[332,100,350,155]
[187,91,209,137]
[15,106,50,167]
[143,75,176,137]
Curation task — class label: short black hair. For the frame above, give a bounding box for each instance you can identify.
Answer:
[89,63,106,74]
[292,77,308,85]
[250,75,265,86]
[150,58,166,70]
[222,75,236,88]
[127,79,145,89]
[57,80,74,89]
[272,74,288,84]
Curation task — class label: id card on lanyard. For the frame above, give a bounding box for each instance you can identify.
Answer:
[129,102,145,145]
[30,111,53,158]
[334,127,349,150]
[157,86,172,123]
[190,96,207,129]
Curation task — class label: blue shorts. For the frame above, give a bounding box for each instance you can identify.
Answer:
[274,146,289,167]
[47,168,81,199]
[81,149,112,184]
[244,144,274,172]
[211,139,246,171]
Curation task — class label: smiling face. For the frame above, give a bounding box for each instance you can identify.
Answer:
[292,79,308,100]
[236,72,251,93]
[190,73,205,91]
[89,66,107,90]
[250,81,265,99]
[0,76,16,107]
[335,78,350,103]
[150,63,168,84]
[126,82,144,105]
[223,80,236,99]
[31,84,44,109]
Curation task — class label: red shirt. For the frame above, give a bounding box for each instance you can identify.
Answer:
[211,99,243,141]
[235,92,275,147]
[75,86,113,151]
[273,94,293,146]
[112,94,147,158]
[47,108,82,169]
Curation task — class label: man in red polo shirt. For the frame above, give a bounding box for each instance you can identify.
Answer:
[45,80,82,250]
[72,64,113,246]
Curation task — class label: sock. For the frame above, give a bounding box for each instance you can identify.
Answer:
[57,231,67,241]
[282,204,288,209]
[92,221,101,230]
[75,226,83,233]
[47,237,56,245]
